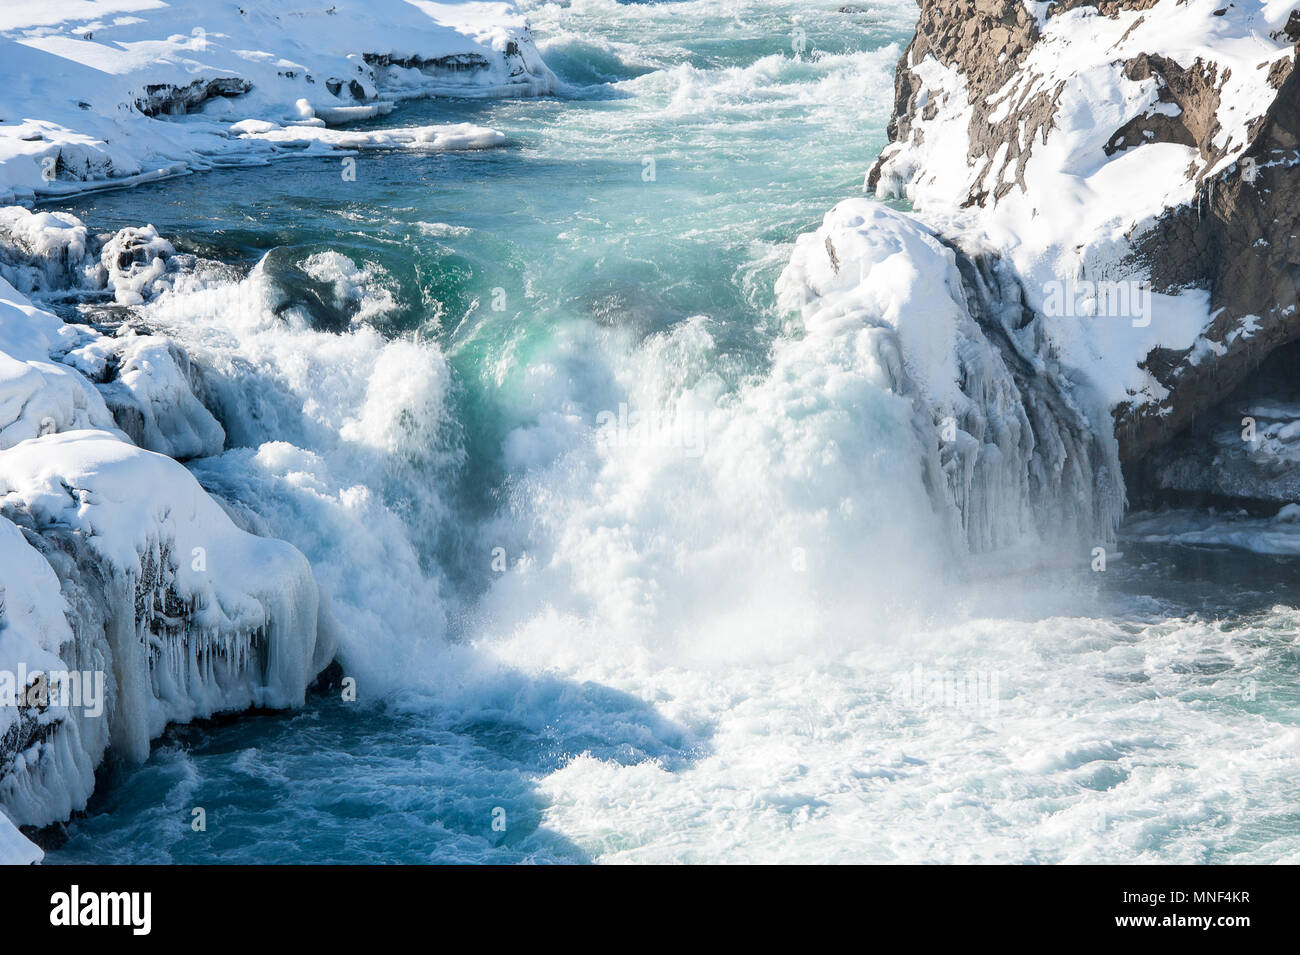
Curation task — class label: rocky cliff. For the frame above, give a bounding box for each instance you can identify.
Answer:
[868,0,1300,476]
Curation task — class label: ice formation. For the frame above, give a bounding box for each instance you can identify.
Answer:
[777,201,1124,555]
[0,248,335,860]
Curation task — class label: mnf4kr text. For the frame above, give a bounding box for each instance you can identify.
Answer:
[1123,892,1251,907]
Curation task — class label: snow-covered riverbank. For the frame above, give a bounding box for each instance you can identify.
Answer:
[0,0,554,205]
[0,0,552,865]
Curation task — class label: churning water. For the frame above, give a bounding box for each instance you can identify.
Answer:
[43,0,1300,864]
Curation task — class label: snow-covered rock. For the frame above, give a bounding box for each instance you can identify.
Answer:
[1,429,333,747]
[0,809,42,864]
[0,0,556,204]
[778,199,1123,554]
[0,277,119,447]
[868,0,1300,464]
[0,427,335,858]
[0,238,331,863]
[0,207,226,459]
[73,332,227,461]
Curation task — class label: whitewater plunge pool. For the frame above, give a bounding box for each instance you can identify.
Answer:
[38,0,1300,864]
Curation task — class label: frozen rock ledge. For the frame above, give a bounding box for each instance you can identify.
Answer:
[0,421,336,862]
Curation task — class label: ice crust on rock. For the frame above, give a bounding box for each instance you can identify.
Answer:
[0,212,334,863]
[778,200,1124,556]
[0,424,334,860]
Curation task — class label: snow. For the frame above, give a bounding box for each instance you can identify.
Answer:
[0,0,555,204]
[0,276,120,447]
[0,224,331,863]
[0,429,330,710]
[776,199,1124,556]
[872,0,1297,410]
[233,118,505,151]
[0,809,42,864]
[75,331,227,460]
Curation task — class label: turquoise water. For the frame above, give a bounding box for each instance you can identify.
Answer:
[40,0,1300,864]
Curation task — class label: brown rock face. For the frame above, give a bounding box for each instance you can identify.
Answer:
[1105,55,1224,166]
[871,0,1300,469]
[870,0,1041,200]
[1119,55,1300,461]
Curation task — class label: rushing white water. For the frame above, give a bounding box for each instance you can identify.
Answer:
[38,0,1300,864]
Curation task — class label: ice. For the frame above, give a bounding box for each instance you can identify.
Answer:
[0,430,334,761]
[777,200,1123,556]
[69,332,226,461]
[0,234,333,844]
[1123,507,1300,555]
[0,512,98,852]
[233,118,506,152]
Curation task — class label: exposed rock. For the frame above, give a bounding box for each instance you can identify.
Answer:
[868,0,1300,477]
[1130,340,1300,509]
[868,0,1041,201]
[134,77,252,117]
[363,51,492,72]
[1121,56,1300,458]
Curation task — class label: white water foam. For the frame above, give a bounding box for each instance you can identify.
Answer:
[25,0,1300,864]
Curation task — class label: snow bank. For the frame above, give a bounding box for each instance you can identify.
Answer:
[0,0,555,203]
[60,322,226,461]
[0,427,333,858]
[0,418,334,858]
